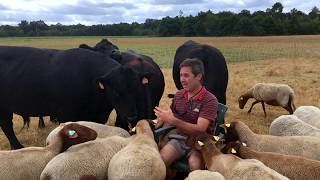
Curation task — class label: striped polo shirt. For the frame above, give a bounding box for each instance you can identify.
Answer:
[170,87,218,135]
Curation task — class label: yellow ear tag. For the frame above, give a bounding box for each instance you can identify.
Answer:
[240,97,244,100]
[213,136,220,141]
[131,127,136,132]
[231,148,237,154]
[242,142,247,147]
[225,124,231,127]
[197,141,204,146]
[152,119,158,124]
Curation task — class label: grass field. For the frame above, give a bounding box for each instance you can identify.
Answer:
[0,36,319,149]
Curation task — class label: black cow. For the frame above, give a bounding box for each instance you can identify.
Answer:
[0,46,148,149]
[173,40,228,104]
[79,39,165,128]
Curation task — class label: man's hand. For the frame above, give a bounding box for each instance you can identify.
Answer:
[154,106,175,124]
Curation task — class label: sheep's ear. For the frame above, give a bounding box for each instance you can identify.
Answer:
[231,148,237,154]
[213,135,220,141]
[197,141,204,146]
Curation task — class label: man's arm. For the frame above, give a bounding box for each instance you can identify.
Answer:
[154,107,210,135]
[171,116,210,135]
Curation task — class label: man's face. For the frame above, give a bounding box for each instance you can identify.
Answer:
[180,66,202,92]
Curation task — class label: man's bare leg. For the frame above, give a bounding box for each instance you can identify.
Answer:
[188,150,204,171]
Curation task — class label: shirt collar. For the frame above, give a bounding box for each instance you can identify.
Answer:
[183,87,207,101]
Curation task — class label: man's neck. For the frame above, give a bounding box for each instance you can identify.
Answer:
[188,85,203,99]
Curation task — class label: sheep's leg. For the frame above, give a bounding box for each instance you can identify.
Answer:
[248,100,260,114]
[261,102,267,117]
[283,106,293,114]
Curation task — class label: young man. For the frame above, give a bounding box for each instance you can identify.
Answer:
[154,58,218,171]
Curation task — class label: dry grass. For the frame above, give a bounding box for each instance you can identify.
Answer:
[0,57,319,149]
[0,36,319,149]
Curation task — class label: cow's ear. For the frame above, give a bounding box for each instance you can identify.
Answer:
[79,44,95,51]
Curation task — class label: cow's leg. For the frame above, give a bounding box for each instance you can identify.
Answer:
[49,115,59,124]
[248,100,260,114]
[115,116,129,131]
[38,116,45,129]
[0,112,24,149]
[21,115,30,130]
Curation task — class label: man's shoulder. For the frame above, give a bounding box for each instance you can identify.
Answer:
[204,90,218,102]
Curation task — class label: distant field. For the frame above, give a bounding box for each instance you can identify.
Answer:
[0,35,319,67]
[0,36,319,149]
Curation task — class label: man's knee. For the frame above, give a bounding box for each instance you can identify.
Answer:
[188,152,204,171]
[160,144,180,167]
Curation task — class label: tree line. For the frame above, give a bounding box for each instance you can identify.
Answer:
[0,2,319,37]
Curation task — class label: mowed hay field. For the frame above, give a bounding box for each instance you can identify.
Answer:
[0,36,319,150]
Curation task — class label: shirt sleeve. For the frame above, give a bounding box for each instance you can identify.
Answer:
[199,97,218,124]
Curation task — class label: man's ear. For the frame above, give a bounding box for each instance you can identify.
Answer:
[195,73,203,81]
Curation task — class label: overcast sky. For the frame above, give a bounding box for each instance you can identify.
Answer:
[0,0,318,25]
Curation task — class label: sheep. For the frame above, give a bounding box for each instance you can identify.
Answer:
[46,121,130,145]
[40,135,132,180]
[0,123,97,180]
[108,120,166,180]
[188,134,289,180]
[222,121,320,160]
[294,106,320,128]
[185,170,225,180]
[224,141,320,180]
[238,83,296,117]
[269,114,320,137]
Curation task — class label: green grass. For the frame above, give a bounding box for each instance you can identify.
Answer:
[0,36,319,68]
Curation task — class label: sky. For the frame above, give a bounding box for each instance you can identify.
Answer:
[0,0,318,25]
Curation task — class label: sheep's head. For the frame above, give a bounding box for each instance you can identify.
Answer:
[221,141,243,155]
[130,119,155,138]
[186,133,221,151]
[238,96,249,109]
[58,123,98,152]
[220,122,240,143]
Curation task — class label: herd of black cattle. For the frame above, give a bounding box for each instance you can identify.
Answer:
[0,39,228,149]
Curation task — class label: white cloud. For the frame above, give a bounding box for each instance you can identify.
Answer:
[0,0,318,25]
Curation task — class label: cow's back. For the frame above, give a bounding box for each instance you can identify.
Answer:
[0,46,119,116]
[173,41,228,104]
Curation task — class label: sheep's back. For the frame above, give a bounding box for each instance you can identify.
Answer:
[294,106,320,128]
[269,115,320,137]
[185,170,225,180]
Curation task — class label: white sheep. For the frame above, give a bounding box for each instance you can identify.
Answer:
[108,120,166,180]
[189,134,289,180]
[238,83,296,117]
[46,121,129,145]
[269,114,320,137]
[223,121,320,160]
[294,106,320,128]
[225,141,320,180]
[40,135,132,180]
[0,123,97,180]
[185,170,225,180]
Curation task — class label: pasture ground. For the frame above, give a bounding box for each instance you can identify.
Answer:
[0,36,319,149]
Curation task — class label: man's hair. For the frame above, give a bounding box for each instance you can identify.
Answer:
[179,58,205,80]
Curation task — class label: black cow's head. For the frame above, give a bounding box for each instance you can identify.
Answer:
[79,39,121,61]
[96,66,152,128]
